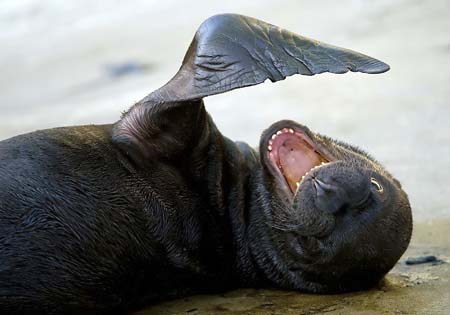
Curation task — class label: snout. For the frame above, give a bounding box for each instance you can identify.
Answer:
[313,177,348,214]
[310,163,372,215]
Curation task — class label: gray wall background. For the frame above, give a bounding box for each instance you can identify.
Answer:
[1,0,449,221]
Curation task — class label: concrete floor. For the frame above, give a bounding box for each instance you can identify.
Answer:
[1,0,449,314]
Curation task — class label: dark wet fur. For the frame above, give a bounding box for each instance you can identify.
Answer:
[0,103,411,314]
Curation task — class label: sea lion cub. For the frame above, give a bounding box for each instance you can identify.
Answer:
[0,14,412,315]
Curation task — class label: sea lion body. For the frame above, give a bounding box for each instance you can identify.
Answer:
[0,122,247,313]
[0,14,412,315]
[0,115,268,314]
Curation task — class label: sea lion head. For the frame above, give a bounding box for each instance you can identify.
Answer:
[252,119,412,293]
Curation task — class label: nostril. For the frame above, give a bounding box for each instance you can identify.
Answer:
[313,177,338,196]
[313,177,346,214]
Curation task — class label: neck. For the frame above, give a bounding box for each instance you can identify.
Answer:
[212,135,270,287]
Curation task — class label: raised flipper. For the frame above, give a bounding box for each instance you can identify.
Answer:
[144,13,389,103]
[113,14,389,163]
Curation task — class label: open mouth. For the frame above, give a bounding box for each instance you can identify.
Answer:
[267,127,330,194]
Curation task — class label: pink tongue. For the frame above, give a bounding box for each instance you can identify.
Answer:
[278,137,321,190]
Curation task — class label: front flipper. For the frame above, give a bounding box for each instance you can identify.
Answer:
[145,13,389,103]
[113,13,389,163]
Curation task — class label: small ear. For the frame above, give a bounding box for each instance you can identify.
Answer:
[145,13,390,103]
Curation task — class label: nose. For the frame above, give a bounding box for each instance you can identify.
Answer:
[313,177,348,214]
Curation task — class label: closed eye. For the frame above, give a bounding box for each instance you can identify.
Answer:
[371,178,383,193]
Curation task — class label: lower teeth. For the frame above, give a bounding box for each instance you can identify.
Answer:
[295,162,329,190]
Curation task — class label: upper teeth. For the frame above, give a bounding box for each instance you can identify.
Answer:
[267,128,296,151]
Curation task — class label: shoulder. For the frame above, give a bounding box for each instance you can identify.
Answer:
[0,124,121,180]
[0,124,113,157]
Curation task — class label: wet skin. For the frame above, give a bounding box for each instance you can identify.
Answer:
[0,14,412,315]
